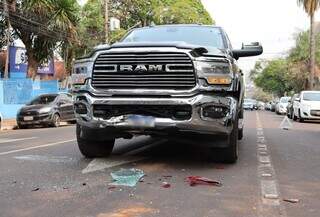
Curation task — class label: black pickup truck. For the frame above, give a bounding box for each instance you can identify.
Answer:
[72,24,263,163]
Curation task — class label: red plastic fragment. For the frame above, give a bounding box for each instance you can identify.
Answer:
[162,182,171,188]
[185,176,222,187]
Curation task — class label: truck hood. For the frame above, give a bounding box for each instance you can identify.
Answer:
[84,42,228,59]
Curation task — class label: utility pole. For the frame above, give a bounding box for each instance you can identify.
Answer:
[104,0,109,44]
[3,0,11,79]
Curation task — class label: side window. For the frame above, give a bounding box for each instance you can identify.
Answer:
[60,94,73,103]
[223,31,233,49]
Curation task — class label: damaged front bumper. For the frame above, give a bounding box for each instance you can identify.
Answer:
[74,92,238,137]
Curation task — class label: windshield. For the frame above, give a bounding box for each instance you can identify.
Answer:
[280,97,290,103]
[29,95,57,105]
[303,92,320,101]
[122,26,225,49]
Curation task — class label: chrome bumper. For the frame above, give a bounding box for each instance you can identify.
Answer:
[74,92,238,136]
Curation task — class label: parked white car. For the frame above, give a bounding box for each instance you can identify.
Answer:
[275,97,290,115]
[293,91,320,122]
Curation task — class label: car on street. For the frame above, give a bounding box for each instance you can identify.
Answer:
[293,91,320,122]
[275,96,290,115]
[72,24,263,163]
[287,94,299,119]
[243,99,255,110]
[17,93,76,128]
[270,100,277,112]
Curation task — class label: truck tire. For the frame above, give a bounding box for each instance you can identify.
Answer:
[210,115,238,164]
[238,128,243,140]
[76,123,115,158]
[238,109,243,140]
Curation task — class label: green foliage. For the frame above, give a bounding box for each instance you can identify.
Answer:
[154,0,213,25]
[76,0,214,57]
[252,88,273,102]
[11,0,80,78]
[253,30,317,96]
[289,31,320,64]
[254,59,289,97]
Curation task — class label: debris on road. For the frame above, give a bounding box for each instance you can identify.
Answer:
[82,182,87,186]
[185,176,222,187]
[109,168,145,187]
[283,198,300,203]
[162,182,171,188]
[31,187,40,192]
[214,165,225,170]
[108,186,116,190]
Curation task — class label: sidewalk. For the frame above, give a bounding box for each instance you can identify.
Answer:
[1,119,17,131]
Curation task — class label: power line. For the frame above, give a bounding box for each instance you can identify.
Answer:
[0,4,77,43]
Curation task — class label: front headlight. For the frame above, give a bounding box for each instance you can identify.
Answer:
[195,60,233,85]
[195,61,231,74]
[39,107,52,114]
[71,60,94,85]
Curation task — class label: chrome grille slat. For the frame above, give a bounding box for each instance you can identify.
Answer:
[92,52,196,90]
[95,60,192,63]
[93,74,194,78]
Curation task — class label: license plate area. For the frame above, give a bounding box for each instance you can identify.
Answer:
[125,115,155,128]
[23,116,34,121]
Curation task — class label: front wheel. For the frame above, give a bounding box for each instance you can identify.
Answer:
[298,110,305,123]
[51,114,61,127]
[76,124,115,158]
[210,116,238,164]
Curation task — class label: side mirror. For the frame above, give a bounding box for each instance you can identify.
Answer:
[232,42,263,60]
[294,98,300,102]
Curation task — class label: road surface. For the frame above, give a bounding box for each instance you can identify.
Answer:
[0,111,319,217]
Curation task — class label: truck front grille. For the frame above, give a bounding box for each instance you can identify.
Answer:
[92,52,196,90]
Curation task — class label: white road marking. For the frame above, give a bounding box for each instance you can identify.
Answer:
[0,139,76,156]
[256,112,287,217]
[259,156,271,164]
[14,155,74,163]
[0,137,37,144]
[82,156,147,174]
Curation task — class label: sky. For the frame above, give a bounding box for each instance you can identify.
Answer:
[201,0,320,73]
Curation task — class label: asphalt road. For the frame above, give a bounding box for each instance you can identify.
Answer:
[0,111,319,217]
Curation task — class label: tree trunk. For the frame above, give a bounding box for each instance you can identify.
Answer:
[104,0,109,43]
[309,13,316,90]
[26,52,39,80]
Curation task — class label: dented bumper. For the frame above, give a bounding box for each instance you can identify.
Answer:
[74,92,238,137]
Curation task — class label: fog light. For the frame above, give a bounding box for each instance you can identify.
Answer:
[202,105,228,119]
[75,103,87,114]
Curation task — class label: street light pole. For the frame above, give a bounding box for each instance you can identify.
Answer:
[3,0,11,79]
[104,0,109,44]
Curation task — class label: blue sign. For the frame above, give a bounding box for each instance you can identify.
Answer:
[9,46,55,75]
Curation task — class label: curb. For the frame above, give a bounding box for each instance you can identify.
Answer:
[0,119,17,131]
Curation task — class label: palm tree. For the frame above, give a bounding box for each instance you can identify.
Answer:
[298,0,320,89]
[9,0,79,78]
